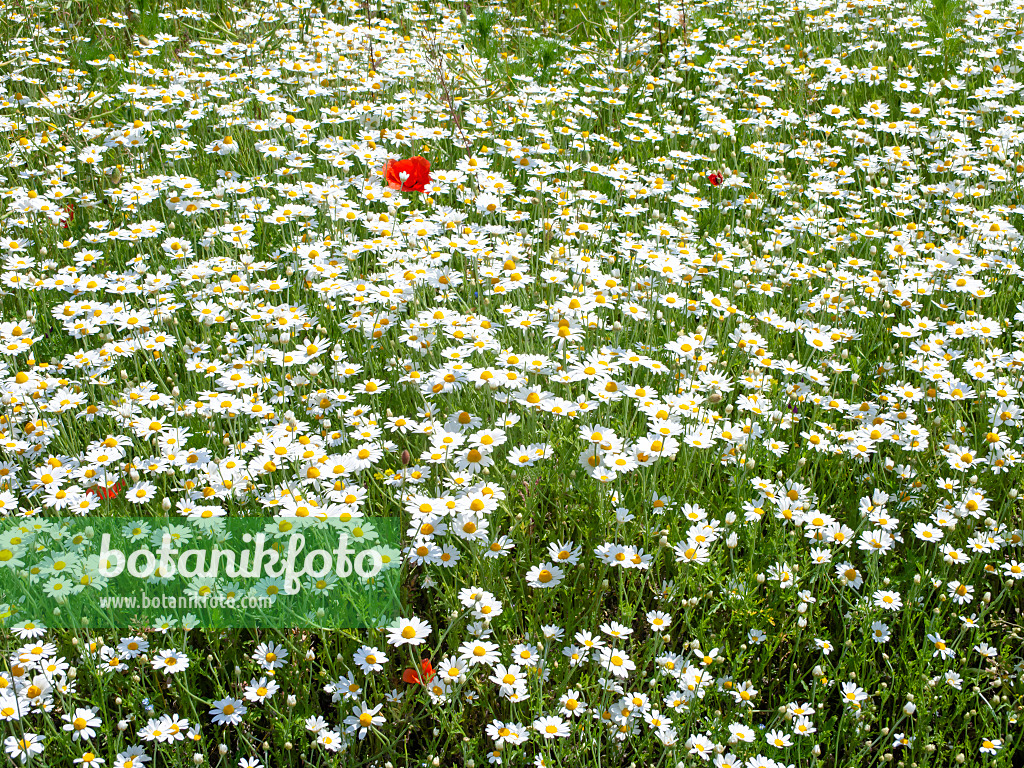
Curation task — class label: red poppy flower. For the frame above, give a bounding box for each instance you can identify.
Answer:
[402,658,435,685]
[707,171,724,187]
[383,156,431,192]
[87,480,124,500]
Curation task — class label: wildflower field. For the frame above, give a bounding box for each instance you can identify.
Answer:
[1,0,1024,764]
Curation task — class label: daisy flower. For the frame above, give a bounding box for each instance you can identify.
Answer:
[353,646,388,674]
[534,715,569,738]
[244,677,279,703]
[387,617,432,647]
[209,697,247,726]
[343,701,385,740]
[253,642,288,670]
[598,648,636,679]
[62,707,101,740]
[5,733,45,765]
[525,562,564,588]
[151,649,190,675]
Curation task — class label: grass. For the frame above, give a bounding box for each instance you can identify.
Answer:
[0,0,1021,765]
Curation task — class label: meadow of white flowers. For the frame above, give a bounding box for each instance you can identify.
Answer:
[0,0,1022,764]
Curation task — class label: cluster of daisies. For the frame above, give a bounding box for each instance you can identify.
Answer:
[0,0,1023,763]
